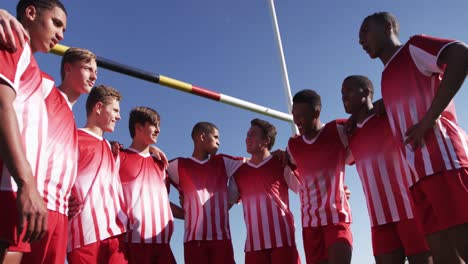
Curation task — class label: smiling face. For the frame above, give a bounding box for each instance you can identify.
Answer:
[96,98,121,133]
[136,122,160,145]
[292,102,318,136]
[64,59,97,94]
[26,5,67,53]
[245,125,269,155]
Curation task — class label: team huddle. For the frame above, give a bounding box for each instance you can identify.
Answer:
[0,1,467,264]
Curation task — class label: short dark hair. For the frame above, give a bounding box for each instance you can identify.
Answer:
[191,122,218,140]
[364,12,400,36]
[293,89,322,111]
[128,107,160,139]
[85,85,122,117]
[250,118,277,150]
[343,75,374,99]
[61,47,96,81]
[17,0,67,21]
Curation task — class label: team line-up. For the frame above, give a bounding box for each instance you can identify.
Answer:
[0,1,467,264]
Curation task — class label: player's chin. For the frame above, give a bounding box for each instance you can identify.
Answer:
[41,44,52,53]
[344,107,353,114]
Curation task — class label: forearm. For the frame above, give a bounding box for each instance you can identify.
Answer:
[0,99,34,187]
[170,202,184,220]
[425,59,468,122]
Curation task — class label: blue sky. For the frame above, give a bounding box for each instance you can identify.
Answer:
[5,0,468,263]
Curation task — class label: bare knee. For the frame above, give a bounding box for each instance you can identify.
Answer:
[426,231,463,264]
[2,251,23,264]
[447,223,468,262]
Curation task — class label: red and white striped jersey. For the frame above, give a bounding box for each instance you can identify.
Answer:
[287,120,352,227]
[348,114,415,226]
[382,34,468,185]
[229,155,299,252]
[0,42,49,193]
[119,148,174,244]
[43,82,78,215]
[167,154,244,242]
[68,129,128,251]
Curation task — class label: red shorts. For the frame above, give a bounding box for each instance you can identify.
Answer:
[184,239,234,264]
[371,218,429,256]
[67,235,127,264]
[0,191,30,252]
[302,222,353,264]
[126,243,175,264]
[21,210,68,264]
[245,246,301,264]
[410,168,468,234]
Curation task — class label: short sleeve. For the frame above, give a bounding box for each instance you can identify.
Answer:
[408,35,460,75]
[222,154,245,178]
[0,40,31,93]
[228,177,240,204]
[286,146,297,166]
[283,166,300,193]
[167,159,180,185]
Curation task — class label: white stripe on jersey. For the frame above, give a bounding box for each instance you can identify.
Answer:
[392,152,414,219]
[377,155,399,222]
[438,119,461,169]
[363,160,386,225]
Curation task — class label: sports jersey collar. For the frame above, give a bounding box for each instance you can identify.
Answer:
[78,128,104,141]
[189,156,210,164]
[383,44,405,71]
[127,147,151,158]
[58,89,73,110]
[356,113,376,128]
[246,155,272,168]
[301,124,325,144]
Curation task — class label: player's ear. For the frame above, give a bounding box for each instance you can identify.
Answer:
[63,63,72,78]
[312,108,321,119]
[24,5,38,22]
[362,87,371,99]
[383,21,393,37]
[135,123,143,133]
[95,102,104,115]
[264,136,271,149]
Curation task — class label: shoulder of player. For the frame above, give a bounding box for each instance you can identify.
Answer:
[216,153,243,161]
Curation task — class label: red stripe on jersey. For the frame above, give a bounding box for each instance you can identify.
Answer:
[349,115,415,226]
[288,121,352,227]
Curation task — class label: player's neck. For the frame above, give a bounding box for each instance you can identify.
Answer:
[83,122,105,137]
[58,82,81,106]
[379,37,402,65]
[129,140,150,154]
[249,149,270,165]
[192,149,210,161]
[354,102,374,123]
[303,120,323,140]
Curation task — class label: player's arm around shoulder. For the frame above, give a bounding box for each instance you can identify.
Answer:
[0,9,29,52]
[227,176,240,209]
